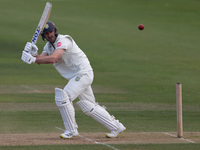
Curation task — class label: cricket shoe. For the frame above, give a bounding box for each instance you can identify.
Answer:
[106,122,126,138]
[60,130,79,139]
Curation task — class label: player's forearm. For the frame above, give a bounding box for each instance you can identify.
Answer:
[35,55,57,64]
[35,49,65,64]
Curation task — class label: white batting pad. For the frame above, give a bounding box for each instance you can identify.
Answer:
[76,100,118,131]
[55,88,77,133]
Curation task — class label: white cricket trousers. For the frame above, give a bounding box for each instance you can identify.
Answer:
[63,70,95,103]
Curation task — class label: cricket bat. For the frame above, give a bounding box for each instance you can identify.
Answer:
[31,2,52,44]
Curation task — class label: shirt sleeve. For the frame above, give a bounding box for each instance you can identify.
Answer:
[56,37,72,50]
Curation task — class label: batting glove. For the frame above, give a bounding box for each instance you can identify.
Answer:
[21,51,36,64]
[24,42,32,52]
[24,42,38,57]
[31,44,38,57]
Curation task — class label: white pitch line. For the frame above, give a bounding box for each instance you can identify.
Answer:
[55,126,65,132]
[55,127,118,150]
[78,135,118,150]
[162,132,196,143]
[20,85,41,93]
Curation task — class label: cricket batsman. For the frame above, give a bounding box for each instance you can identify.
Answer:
[21,21,126,138]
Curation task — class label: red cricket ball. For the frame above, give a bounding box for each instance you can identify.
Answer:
[138,24,144,30]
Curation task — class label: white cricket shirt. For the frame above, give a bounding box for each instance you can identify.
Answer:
[43,34,93,80]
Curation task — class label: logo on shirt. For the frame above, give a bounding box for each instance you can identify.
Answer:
[75,76,81,81]
[57,42,62,47]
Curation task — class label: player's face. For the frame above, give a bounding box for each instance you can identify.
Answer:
[44,30,56,43]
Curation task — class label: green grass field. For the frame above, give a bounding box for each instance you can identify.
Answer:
[0,0,200,149]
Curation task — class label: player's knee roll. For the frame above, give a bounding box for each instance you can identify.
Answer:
[76,100,96,116]
[55,88,70,106]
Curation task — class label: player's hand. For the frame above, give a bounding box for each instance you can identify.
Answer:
[31,44,38,56]
[24,42,38,56]
[21,51,36,64]
[24,42,32,52]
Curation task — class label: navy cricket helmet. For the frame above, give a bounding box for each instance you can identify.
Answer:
[41,21,58,41]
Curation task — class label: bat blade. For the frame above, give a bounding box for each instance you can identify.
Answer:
[31,2,52,44]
